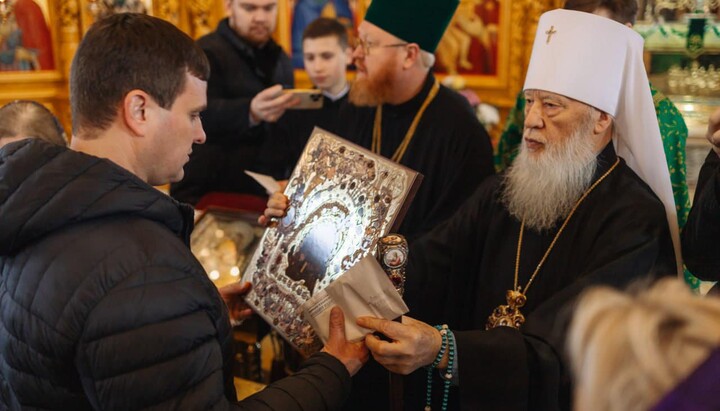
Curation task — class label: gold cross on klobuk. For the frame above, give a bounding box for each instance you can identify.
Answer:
[545,26,557,44]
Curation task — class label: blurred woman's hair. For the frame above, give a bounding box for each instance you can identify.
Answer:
[0,100,67,147]
[568,277,720,411]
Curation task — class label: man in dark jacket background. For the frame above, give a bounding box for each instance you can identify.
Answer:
[0,13,366,410]
[171,0,299,204]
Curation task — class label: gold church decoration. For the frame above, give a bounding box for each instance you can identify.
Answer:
[154,0,179,25]
[188,0,213,38]
[0,0,13,23]
[0,0,562,150]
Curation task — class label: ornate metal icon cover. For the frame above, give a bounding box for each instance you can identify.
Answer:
[242,128,421,354]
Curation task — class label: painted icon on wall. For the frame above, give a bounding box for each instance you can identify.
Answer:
[0,0,55,71]
[289,0,358,68]
[435,0,500,76]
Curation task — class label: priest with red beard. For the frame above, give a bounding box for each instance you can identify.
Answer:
[356,10,681,411]
[333,0,494,241]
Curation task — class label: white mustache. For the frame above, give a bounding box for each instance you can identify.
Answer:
[523,128,547,144]
[503,110,599,232]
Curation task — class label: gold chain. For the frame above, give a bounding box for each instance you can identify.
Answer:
[514,158,621,294]
[372,78,440,163]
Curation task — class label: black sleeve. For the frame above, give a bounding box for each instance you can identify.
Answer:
[76,263,351,411]
[404,181,495,326]
[200,49,256,143]
[233,353,351,411]
[682,149,720,280]
[74,265,233,410]
[414,123,495,239]
[256,115,296,180]
[408,177,674,410]
[276,53,295,89]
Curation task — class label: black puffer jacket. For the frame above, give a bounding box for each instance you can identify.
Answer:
[0,140,350,410]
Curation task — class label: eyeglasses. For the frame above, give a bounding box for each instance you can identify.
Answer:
[353,38,408,56]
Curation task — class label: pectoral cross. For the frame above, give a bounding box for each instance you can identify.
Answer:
[545,26,557,44]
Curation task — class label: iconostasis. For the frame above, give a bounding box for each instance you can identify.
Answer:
[0,0,563,141]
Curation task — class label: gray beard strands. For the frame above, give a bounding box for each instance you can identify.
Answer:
[501,114,599,232]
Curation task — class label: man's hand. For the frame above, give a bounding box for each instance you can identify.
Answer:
[707,107,720,157]
[321,306,369,376]
[218,281,253,323]
[258,189,289,226]
[250,85,299,123]
[356,315,444,375]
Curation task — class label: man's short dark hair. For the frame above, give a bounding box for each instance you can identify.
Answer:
[564,0,638,25]
[70,13,210,134]
[302,17,349,49]
[0,100,67,146]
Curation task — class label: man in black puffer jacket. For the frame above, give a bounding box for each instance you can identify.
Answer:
[0,13,367,410]
[170,0,298,204]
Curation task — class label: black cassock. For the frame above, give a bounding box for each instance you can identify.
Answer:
[257,93,349,180]
[682,150,720,280]
[335,73,495,241]
[403,143,676,411]
[338,73,495,411]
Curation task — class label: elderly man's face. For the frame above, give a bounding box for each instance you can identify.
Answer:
[522,89,606,156]
[504,89,612,231]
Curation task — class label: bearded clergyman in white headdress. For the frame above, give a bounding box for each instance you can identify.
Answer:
[354,9,679,411]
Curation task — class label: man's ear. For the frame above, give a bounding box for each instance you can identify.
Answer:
[122,90,153,137]
[594,111,613,136]
[401,43,420,70]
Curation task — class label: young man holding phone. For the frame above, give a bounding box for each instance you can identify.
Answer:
[258,17,353,180]
[171,0,297,204]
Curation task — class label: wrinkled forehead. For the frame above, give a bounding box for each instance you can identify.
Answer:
[524,89,578,105]
[523,89,615,121]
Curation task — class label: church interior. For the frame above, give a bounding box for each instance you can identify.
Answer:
[1,0,720,409]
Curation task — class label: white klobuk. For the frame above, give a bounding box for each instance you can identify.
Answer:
[524,9,682,275]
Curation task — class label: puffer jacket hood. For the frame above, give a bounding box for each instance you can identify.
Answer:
[0,139,194,256]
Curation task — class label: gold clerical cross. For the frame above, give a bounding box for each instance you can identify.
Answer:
[486,289,527,330]
[545,25,557,44]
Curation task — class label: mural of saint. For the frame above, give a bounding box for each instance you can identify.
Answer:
[435,0,499,76]
[291,0,354,67]
[0,0,54,71]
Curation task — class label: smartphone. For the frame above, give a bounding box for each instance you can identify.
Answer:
[283,89,324,110]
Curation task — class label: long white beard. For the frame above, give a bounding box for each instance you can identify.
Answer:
[501,112,600,232]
